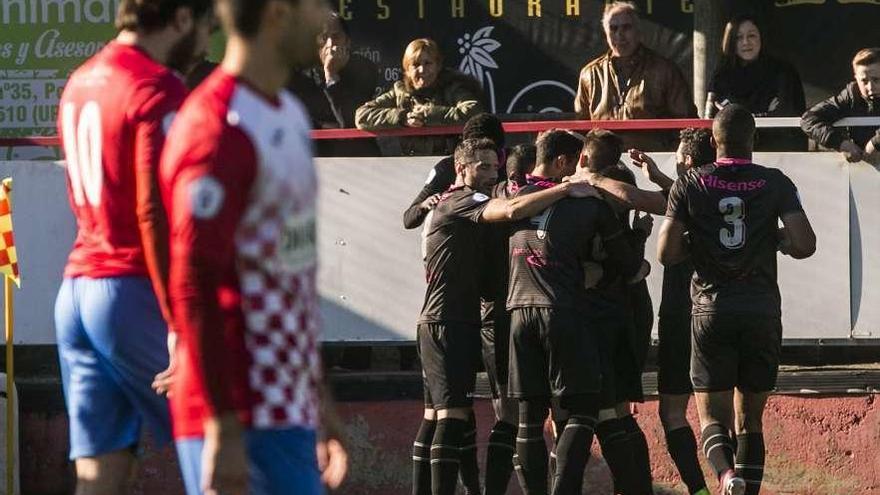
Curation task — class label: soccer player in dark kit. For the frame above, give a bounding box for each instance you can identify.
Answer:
[629,129,715,495]
[505,129,643,495]
[659,104,816,495]
[577,130,657,495]
[405,113,507,495]
[479,143,537,495]
[413,138,598,495]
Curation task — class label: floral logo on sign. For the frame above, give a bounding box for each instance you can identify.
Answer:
[457,26,501,112]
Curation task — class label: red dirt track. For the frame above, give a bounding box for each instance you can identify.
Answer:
[20,395,878,494]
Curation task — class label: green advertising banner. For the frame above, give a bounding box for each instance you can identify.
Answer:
[0,1,121,159]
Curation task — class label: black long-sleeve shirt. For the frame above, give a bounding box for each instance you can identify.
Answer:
[403,156,456,229]
[801,81,880,150]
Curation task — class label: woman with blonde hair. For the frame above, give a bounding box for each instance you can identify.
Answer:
[356,38,485,155]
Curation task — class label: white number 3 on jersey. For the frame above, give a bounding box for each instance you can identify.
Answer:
[62,102,103,207]
[719,196,745,249]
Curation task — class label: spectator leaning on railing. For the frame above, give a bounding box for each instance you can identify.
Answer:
[706,14,806,151]
[574,1,697,151]
[801,47,880,163]
[355,38,485,156]
[288,11,380,157]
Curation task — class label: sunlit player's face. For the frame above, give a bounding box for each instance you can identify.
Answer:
[462,150,500,193]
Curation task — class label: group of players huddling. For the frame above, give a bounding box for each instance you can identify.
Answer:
[408,109,815,495]
[49,0,816,494]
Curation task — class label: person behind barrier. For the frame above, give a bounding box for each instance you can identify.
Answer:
[706,14,806,151]
[355,38,485,156]
[574,1,697,151]
[288,10,380,157]
[801,47,880,162]
[54,1,214,493]
[660,104,816,495]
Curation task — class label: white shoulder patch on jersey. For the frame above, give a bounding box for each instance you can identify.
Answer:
[162,112,177,135]
[227,110,241,126]
[425,168,437,184]
[188,176,225,219]
[472,192,489,203]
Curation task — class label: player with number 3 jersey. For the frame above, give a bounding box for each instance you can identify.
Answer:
[53,1,213,492]
[659,105,815,495]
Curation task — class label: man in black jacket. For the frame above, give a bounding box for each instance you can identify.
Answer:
[801,47,880,162]
[288,11,380,156]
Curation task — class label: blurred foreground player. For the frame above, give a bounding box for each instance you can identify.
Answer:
[659,105,816,495]
[159,0,331,494]
[54,1,213,493]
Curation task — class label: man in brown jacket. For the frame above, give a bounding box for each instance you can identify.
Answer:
[575,1,697,150]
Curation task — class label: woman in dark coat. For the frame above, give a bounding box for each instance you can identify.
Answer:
[706,14,807,150]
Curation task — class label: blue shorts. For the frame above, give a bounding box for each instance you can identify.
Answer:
[176,427,321,495]
[54,276,172,460]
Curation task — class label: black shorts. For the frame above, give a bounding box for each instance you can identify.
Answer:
[592,303,645,408]
[657,312,693,395]
[481,309,511,399]
[417,322,481,409]
[691,314,782,393]
[508,307,602,399]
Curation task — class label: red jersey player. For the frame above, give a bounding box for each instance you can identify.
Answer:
[159,0,332,494]
[54,1,213,493]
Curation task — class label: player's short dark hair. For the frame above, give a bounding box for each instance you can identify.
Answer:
[853,47,880,68]
[712,104,755,151]
[678,128,714,166]
[216,0,298,38]
[462,113,505,148]
[582,128,623,172]
[116,0,212,32]
[536,129,584,166]
[454,138,497,167]
[507,144,537,180]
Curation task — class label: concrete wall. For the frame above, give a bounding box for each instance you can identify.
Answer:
[0,153,875,344]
